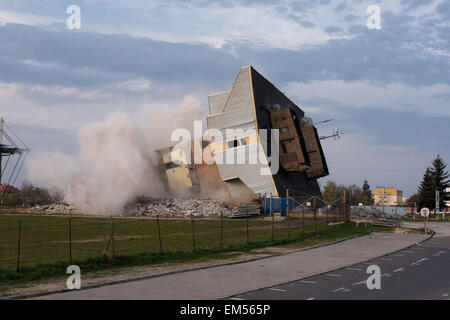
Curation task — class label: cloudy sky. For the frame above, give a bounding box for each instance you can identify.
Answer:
[0,0,449,197]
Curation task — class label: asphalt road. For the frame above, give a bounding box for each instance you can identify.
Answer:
[228,235,450,300]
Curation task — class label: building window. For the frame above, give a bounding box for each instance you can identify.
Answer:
[227,139,238,149]
[226,138,247,149]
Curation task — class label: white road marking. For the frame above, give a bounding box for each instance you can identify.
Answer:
[269,288,287,292]
[307,297,315,300]
[345,267,362,271]
[417,258,429,263]
[333,287,346,292]
[381,273,392,277]
[325,273,342,277]
[352,280,366,286]
[442,293,449,297]
[393,267,405,273]
[229,297,245,300]
[433,250,446,256]
[410,262,419,266]
[300,280,317,284]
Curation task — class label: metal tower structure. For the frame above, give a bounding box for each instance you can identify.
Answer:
[0,118,30,203]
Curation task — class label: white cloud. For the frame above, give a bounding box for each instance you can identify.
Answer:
[117,78,152,91]
[0,9,61,26]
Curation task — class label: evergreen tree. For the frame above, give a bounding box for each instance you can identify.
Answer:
[362,180,373,205]
[417,168,438,209]
[430,155,450,210]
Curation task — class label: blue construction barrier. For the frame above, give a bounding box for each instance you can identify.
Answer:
[263,197,294,217]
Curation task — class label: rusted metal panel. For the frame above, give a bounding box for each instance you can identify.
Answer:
[301,125,329,179]
[270,108,309,173]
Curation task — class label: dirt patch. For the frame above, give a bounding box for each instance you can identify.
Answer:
[393,227,424,234]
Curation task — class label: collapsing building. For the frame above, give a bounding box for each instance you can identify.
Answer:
[156,66,329,205]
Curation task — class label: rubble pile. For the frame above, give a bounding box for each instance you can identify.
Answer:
[30,203,77,214]
[350,206,392,219]
[124,197,239,217]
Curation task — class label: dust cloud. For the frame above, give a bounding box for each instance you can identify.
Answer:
[27,95,207,214]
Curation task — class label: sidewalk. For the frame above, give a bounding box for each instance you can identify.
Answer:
[35,232,429,300]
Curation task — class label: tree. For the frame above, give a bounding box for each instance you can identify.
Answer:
[430,155,450,210]
[346,184,363,206]
[362,180,373,205]
[417,156,449,210]
[405,193,419,207]
[322,181,340,204]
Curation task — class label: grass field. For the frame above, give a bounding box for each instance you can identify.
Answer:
[0,213,380,286]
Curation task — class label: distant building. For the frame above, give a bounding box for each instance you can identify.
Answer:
[373,186,403,206]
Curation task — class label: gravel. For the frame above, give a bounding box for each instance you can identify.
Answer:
[28,198,239,217]
[350,206,393,219]
[124,197,239,217]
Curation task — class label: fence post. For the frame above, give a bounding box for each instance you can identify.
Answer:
[302,206,305,238]
[110,216,115,260]
[343,189,347,223]
[69,214,72,265]
[332,208,336,230]
[16,220,22,273]
[286,189,289,217]
[264,193,267,215]
[191,214,195,252]
[246,209,249,245]
[314,208,317,235]
[220,211,223,249]
[288,215,291,241]
[156,214,163,254]
[313,198,318,235]
[270,194,274,241]
[325,209,328,233]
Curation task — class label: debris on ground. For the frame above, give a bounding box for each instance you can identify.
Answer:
[124,197,239,217]
[29,203,77,214]
[350,206,393,219]
[27,198,245,217]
